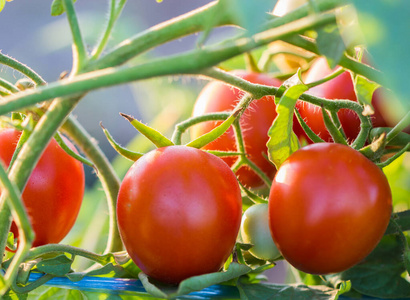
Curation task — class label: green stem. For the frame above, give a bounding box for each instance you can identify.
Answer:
[86,1,232,70]
[172,112,231,145]
[377,143,410,169]
[91,0,127,60]
[282,35,384,85]
[0,163,34,295]
[306,67,345,89]
[0,78,19,93]
[60,117,123,253]
[0,52,46,85]
[62,0,88,73]
[0,12,336,115]
[321,105,348,145]
[294,108,325,143]
[11,273,55,294]
[0,97,80,270]
[386,111,410,143]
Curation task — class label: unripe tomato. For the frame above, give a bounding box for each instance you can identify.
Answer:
[241,203,281,261]
[191,70,282,188]
[268,143,392,274]
[117,146,242,284]
[0,128,85,248]
[296,57,389,143]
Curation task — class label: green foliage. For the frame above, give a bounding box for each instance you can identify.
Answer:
[331,235,410,299]
[267,71,306,169]
[50,0,78,16]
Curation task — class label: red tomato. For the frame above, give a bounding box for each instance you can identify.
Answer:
[268,143,392,274]
[191,70,282,188]
[296,57,389,143]
[117,146,242,284]
[0,128,85,248]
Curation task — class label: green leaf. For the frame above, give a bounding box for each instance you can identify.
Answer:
[267,71,307,169]
[139,262,251,299]
[186,111,239,149]
[66,263,127,282]
[50,0,78,16]
[138,273,170,299]
[353,0,410,112]
[36,255,73,277]
[316,24,346,68]
[2,289,28,300]
[120,113,174,148]
[334,235,410,299]
[176,263,251,297]
[353,74,380,115]
[237,282,339,300]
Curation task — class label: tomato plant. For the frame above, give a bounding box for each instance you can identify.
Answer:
[191,70,282,188]
[0,128,85,248]
[240,203,281,261]
[116,145,242,284]
[296,57,390,143]
[268,142,392,275]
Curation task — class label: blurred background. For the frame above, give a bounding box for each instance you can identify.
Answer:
[1,0,409,286]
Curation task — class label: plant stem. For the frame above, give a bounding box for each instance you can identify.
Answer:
[62,0,88,72]
[386,111,410,143]
[91,0,127,60]
[0,78,19,93]
[0,12,336,115]
[0,163,34,295]
[61,117,123,253]
[86,1,232,70]
[0,52,46,85]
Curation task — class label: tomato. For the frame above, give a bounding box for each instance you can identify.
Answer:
[268,143,392,274]
[240,203,281,261]
[0,128,85,248]
[296,57,390,143]
[191,70,282,188]
[117,145,242,284]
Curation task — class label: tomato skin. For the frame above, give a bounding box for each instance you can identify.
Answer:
[0,128,85,248]
[240,203,281,261]
[191,70,282,188]
[268,143,392,274]
[117,146,242,284]
[296,57,389,143]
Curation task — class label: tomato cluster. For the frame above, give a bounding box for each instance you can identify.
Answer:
[0,128,85,248]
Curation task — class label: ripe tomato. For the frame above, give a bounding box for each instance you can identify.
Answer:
[268,143,392,274]
[117,146,242,284]
[0,128,85,248]
[296,57,389,143]
[191,70,282,188]
[240,203,281,261]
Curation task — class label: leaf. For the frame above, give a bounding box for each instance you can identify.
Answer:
[186,110,239,149]
[267,71,307,169]
[120,113,174,148]
[353,74,380,116]
[2,289,28,300]
[353,0,410,112]
[176,262,251,297]
[36,255,73,277]
[333,235,410,299]
[66,263,127,282]
[237,282,339,300]
[139,262,251,299]
[316,24,346,69]
[50,0,78,16]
